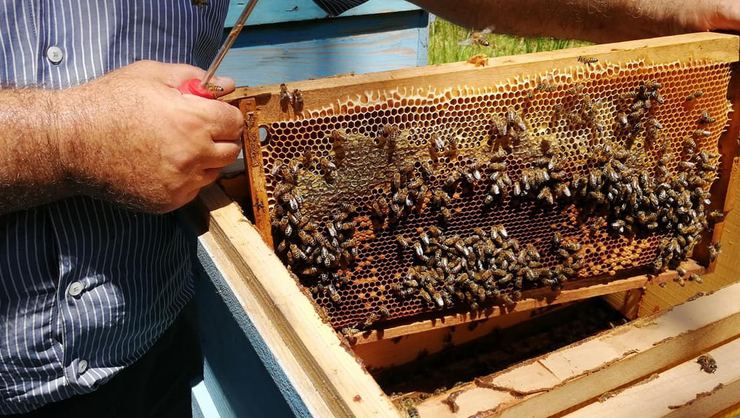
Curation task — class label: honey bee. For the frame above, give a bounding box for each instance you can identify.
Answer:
[577,56,598,65]
[370,197,389,219]
[686,90,704,101]
[554,183,571,199]
[440,207,453,224]
[289,244,306,261]
[708,210,724,222]
[676,265,687,277]
[490,116,508,139]
[458,27,493,46]
[708,242,721,261]
[378,305,391,318]
[279,83,291,109]
[319,157,336,177]
[447,135,459,159]
[693,129,711,138]
[512,180,522,197]
[337,221,356,232]
[297,230,315,246]
[506,108,527,131]
[535,76,557,93]
[291,89,304,110]
[418,161,434,179]
[444,171,461,189]
[688,273,703,283]
[428,134,443,161]
[537,186,554,205]
[699,111,715,124]
[340,326,359,343]
[362,313,378,328]
[406,406,420,418]
[327,284,342,304]
[330,130,346,161]
[418,289,433,305]
[278,165,297,185]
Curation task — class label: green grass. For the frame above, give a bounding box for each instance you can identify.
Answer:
[428,18,591,64]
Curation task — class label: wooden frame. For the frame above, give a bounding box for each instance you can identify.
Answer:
[224,32,740,341]
[195,33,740,417]
[194,181,740,417]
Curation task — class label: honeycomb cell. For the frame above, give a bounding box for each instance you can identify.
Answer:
[260,61,732,329]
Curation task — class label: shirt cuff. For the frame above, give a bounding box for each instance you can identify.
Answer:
[312,0,370,16]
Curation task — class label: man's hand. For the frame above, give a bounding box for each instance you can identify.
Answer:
[410,0,740,43]
[685,0,740,33]
[59,61,244,213]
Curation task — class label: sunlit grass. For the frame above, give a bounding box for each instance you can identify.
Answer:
[428,18,591,64]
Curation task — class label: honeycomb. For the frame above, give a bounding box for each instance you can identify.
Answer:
[257,60,732,330]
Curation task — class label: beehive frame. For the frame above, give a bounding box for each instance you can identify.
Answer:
[225,32,740,341]
[197,33,740,416]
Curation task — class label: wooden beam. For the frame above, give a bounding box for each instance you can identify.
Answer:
[354,305,567,370]
[354,262,702,344]
[224,33,739,112]
[565,338,740,418]
[413,281,740,417]
[239,99,273,247]
[197,185,399,418]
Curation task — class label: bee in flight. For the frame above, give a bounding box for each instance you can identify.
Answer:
[458,27,494,47]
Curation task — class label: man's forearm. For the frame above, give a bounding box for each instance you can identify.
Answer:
[0,88,76,214]
[410,0,738,43]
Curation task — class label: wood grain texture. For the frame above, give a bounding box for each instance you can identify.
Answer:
[221,11,429,87]
[413,281,740,418]
[197,185,400,418]
[353,262,703,343]
[239,99,272,246]
[225,32,739,106]
[354,305,568,370]
[565,338,740,418]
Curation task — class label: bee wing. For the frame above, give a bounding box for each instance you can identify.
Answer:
[480,27,493,35]
[458,38,473,46]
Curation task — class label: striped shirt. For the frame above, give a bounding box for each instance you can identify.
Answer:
[0,0,365,414]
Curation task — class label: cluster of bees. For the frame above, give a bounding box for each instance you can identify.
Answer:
[270,160,360,303]
[553,83,605,132]
[390,223,584,312]
[370,164,427,226]
[269,75,724,332]
[279,83,304,112]
[615,80,664,145]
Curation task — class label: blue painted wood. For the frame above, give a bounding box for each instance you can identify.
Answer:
[193,244,307,418]
[221,10,429,86]
[226,0,419,27]
[194,7,429,418]
[192,380,222,418]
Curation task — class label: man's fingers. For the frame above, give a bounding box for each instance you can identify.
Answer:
[152,63,207,87]
[201,168,223,185]
[184,96,245,140]
[203,140,242,168]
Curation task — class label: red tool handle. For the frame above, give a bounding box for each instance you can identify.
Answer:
[177,78,216,99]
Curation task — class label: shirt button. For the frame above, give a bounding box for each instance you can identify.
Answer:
[67,281,84,297]
[46,46,64,64]
[77,359,88,374]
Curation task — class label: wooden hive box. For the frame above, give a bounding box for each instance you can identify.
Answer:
[192,32,740,417]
